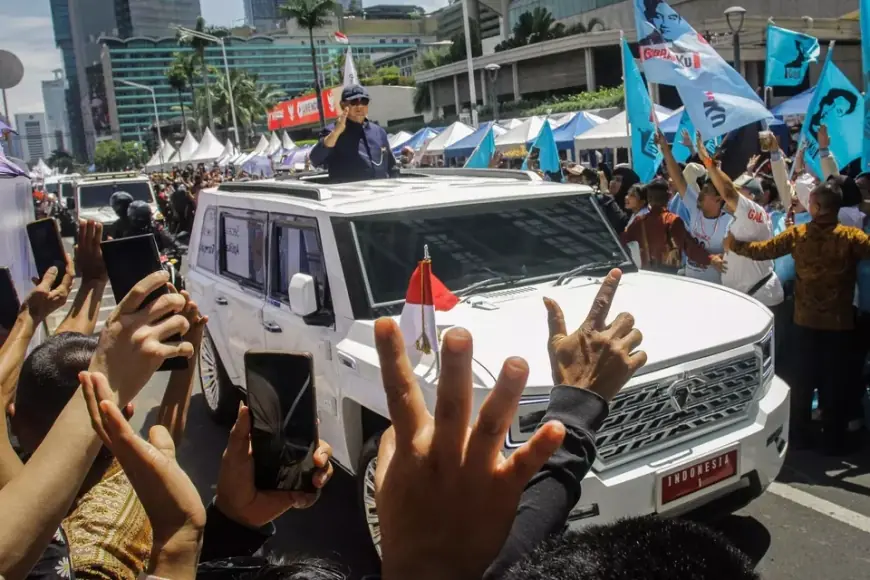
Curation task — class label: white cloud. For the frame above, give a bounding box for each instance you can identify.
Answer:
[0,15,64,123]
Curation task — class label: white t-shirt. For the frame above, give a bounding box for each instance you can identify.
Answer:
[683,185,733,284]
[723,195,785,307]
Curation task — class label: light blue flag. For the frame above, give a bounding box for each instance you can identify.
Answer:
[464,127,495,169]
[799,49,863,178]
[522,120,560,174]
[765,24,819,87]
[632,0,772,140]
[670,110,720,163]
[622,38,662,182]
[860,0,870,170]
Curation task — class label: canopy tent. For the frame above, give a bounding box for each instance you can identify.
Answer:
[573,105,674,151]
[189,128,225,164]
[279,145,313,170]
[499,118,523,130]
[145,140,177,171]
[388,131,412,149]
[242,154,274,177]
[234,135,270,167]
[166,131,200,165]
[424,122,475,155]
[216,141,237,167]
[444,122,508,159]
[657,106,686,135]
[496,116,547,151]
[33,159,53,178]
[393,127,441,153]
[552,112,607,151]
[281,131,296,151]
[266,132,282,156]
[771,86,815,117]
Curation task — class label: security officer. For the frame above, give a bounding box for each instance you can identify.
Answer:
[309,84,398,182]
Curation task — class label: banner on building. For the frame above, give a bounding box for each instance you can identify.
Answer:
[267,87,342,130]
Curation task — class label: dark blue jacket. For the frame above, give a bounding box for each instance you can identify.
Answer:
[309,119,397,182]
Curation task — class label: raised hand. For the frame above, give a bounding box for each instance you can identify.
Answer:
[543,269,646,402]
[89,271,194,405]
[23,259,74,323]
[818,124,830,150]
[81,370,204,580]
[695,131,712,165]
[334,107,348,136]
[680,128,694,149]
[373,320,565,580]
[215,404,333,528]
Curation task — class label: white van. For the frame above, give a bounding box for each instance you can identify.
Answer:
[186,169,790,554]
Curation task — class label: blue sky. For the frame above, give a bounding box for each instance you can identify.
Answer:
[0,0,445,124]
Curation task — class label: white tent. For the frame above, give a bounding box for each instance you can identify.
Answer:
[34,159,53,178]
[251,135,269,155]
[573,105,674,151]
[281,131,296,151]
[425,122,475,155]
[167,131,200,165]
[499,118,523,130]
[496,116,546,151]
[388,131,412,149]
[266,132,282,156]
[216,140,237,167]
[144,140,177,172]
[189,128,225,163]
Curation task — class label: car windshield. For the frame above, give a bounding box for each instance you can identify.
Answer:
[44,183,59,194]
[349,194,629,306]
[78,182,153,208]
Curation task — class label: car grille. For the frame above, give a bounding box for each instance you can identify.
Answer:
[595,352,761,468]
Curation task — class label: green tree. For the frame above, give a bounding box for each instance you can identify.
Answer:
[47,149,74,174]
[280,0,339,128]
[193,70,284,146]
[123,141,149,167]
[178,17,228,133]
[93,140,128,172]
[166,55,192,135]
[495,8,565,52]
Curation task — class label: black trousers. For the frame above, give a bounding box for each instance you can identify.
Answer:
[850,311,870,421]
[791,325,852,446]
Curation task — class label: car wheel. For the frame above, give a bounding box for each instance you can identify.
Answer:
[357,431,384,559]
[199,328,240,425]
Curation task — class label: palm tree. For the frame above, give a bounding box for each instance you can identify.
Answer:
[178,17,228,133]
[280,0,339,128]
[166,56,191,136]
[194,70,284,146]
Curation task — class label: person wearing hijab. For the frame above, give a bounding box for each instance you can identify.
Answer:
[609,164,641,208]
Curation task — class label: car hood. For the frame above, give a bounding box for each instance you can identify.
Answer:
[363,272,772,389]
[78,206,119,224]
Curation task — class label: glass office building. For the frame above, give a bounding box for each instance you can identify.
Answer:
[507,0,623,28]
[101,35,422,142]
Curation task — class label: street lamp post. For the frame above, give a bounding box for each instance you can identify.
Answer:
[485,63,500,122]
[460,0,479,127]
[724,6,747,76]
[119,79,164,168]
[176,26,240,148]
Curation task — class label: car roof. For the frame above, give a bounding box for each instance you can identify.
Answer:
[209,170,594,217]
[77,177,149,185]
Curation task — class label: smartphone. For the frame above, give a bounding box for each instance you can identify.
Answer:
[26,219,67,290]
[244,351,319,493]
[100,234,187,371]
[0,268,20,334]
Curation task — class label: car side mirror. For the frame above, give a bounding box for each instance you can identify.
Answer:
[65,197,75,210]
[288,273,318,317]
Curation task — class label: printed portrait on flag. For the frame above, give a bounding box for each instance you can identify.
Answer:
[637,0,692,45]
[808,88,859,143]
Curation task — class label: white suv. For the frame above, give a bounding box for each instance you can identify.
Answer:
[187,169,790,553]
[71,172,160,230]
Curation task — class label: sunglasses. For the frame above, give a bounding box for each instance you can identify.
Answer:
[345,98,370,106]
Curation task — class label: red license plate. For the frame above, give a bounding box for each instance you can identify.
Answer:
[660,449,738,505]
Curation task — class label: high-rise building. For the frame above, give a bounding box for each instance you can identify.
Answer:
[13,113,50,164]
[48,0,201,160]
[42,69,71,154]
[244,0,284,32]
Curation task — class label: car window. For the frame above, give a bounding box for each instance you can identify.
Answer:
[77,181,153,208]
[197,205,217,273]
[270,216,330,309]
[218,210,266,290]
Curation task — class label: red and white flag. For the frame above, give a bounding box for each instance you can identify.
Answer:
[399,246,458,356]
[334,31,349,44]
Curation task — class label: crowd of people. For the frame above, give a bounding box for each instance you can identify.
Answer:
[566,124,870,456]
[1,214,766,579]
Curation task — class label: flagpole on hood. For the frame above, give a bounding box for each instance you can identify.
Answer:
[620,30,633,166]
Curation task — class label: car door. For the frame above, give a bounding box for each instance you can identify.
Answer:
[261,213,343,460]
[211,207,268,384]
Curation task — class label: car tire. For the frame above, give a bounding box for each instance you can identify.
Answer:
[357,431,384,559]
[199,327,240,425]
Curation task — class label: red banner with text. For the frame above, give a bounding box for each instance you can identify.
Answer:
[267,87,341,130]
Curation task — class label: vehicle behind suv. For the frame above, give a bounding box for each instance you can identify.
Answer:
[72,172,160,234]
[186,169,790,557]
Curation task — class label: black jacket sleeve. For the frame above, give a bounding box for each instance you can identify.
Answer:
[483,386,608,579]
[199,502,275,563]
[308,125,334,168]
[597,194,630,232]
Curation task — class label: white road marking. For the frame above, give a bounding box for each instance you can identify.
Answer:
[768,482,870,534]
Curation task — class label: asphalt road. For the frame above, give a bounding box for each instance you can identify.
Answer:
[61,238,870,579]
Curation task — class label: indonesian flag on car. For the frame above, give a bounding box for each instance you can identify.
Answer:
[334,31,349,44]
[399,245,458,356]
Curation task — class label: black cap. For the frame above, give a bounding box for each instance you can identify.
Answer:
[341,84,369,102]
